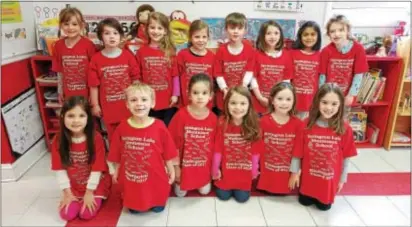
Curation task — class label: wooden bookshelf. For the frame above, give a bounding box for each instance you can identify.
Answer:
[384,36,411,150]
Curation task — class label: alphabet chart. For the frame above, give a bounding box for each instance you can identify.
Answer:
[254,0,303,12]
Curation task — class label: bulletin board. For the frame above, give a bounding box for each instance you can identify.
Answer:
[201,17,296,47]
[1,1,37,61]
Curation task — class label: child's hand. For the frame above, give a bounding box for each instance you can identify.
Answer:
[92,105,102,118]
[169,96,178,107]
[212,169,221,180]
[344,95,354,106]
[337,182,344,193]
[81,190,97,214]
[166,165,175,184]
[112,168,119,184]
[58,93,64,104]
[258,96,269,107]
[288,172,300,190]
[59,188,78,213]
[174,165,181,184]
[223,88,228,99]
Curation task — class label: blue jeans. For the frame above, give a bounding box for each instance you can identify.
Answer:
[129,206,165,214]
[215,188,250,203]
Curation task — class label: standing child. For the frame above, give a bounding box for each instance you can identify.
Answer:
[51,96,111,221]
[88,18,140,140]
[108,82,177,213]
[136,12,179,126]
[320,15,369,106]
[291,21,322,119]
[52,7,96,101]
[289,83,357,211]
[257,82,303,195]
[212,86,262,203]
[169,74,217,197]
[177,20,215,109]
[251,20,294,115]
[213,12,255,113]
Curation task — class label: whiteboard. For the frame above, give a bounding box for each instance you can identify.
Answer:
[1,1,37,61]
[1,88,45,155]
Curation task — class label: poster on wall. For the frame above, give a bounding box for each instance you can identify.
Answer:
[201,17,296,48]
[1,0,23,24]
[83,15,136,44]
[2,27,27,42]
[254,0,303,12]
[1,88,44,155]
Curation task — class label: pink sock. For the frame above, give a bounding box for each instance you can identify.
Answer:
[60,201,81,221]
[79,198,103,220]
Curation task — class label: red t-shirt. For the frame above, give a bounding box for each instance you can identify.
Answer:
[320,41,369,95]
[252,50,294,113]
[177,48,215,108]
[108,119,178,211]
[88,50,139,124]
[213,41,255,110]
[168,107,217,190]
[214,119,263,191]
[291,49,321,112]
[136,45,177,110]
[257,114,303,194]
[51,132,111,198]
[52,37,96,99]
[293,122,357,204]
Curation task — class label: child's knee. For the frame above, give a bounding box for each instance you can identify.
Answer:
[216,188,232,201]
[60,201,81,221]
[233,190,250,203]
[79,198,102,220]
[174,184,187,197]
[198,183,211,195]
[151,206,165,213]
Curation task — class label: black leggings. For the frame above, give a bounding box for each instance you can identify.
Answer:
[298,193,332,211]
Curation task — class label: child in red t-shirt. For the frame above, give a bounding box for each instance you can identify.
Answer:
[169,74,217,197]
[136,12,179,126]
[250,20,293,115]
[257,82,303,195]
[52,7,97,102]
[213,12,255,114]
[290,21,322,119]
[212,86,262,203]
[319,15,369,106]
[88,18,140,140]
[177,20,215,109]
[289,83,357,211]
[108,82,177,213]
[51,96,111,221]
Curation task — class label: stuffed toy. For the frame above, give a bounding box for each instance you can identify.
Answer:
[169,10,191,52]
[124,4,154,55]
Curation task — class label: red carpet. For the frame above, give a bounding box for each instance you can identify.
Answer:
[66,172,411,227]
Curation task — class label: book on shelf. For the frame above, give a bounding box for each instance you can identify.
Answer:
[36,73,58,83]
[356,68,386,104]
[366,123,379,144]
[392,132,411,143]
[348,108,367,142]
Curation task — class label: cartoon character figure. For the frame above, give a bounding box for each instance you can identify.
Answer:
[169,10,191,53]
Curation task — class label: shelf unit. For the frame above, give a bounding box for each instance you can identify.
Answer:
[384,36,411,150]
[352,55,404,149]
[30,55,59,152]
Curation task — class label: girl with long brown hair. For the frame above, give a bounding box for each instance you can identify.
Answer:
[211,86,262,203]
[289,83,357,211]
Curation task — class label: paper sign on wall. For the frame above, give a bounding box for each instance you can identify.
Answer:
[2,27,27,42]
[1,1,23,24]
[254,0,303,12]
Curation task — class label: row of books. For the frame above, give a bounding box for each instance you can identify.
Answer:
[356,68,386,104]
